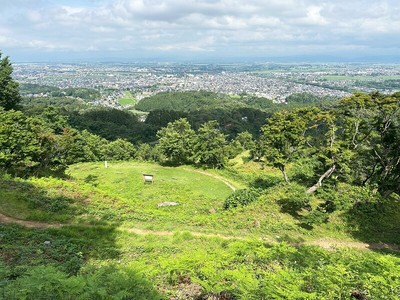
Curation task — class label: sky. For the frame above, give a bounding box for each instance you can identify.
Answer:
[1,0,400,62]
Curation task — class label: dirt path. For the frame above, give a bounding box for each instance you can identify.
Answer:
[306,238,400,251]
[0,213,63,229]
[183,168,238,191]
[1,213,399,251]
[126,227,245,240]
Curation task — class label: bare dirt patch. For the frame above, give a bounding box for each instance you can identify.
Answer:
[0,213,62,229]
[1,212,399,251]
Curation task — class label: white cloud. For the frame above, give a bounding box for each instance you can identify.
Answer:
[0,0,399,60]
[305,6,328,25]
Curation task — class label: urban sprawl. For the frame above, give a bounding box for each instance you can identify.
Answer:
[13,63,400,108]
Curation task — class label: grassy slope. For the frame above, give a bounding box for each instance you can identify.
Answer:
[68,162,238,232]
[1,160,399,241]
[1,160,400,298]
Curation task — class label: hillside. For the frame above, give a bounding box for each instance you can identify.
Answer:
[1,160,399,299]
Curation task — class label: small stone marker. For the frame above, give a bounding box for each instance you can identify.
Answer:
[44,241,51,246]
[157,202,179,207]
[104,161,108,168]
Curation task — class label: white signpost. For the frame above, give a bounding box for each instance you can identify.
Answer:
[143,174,154,184]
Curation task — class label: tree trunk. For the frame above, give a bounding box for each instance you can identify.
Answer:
[382,189,394,198]
[279,167,290,184]
[306,164,336,194]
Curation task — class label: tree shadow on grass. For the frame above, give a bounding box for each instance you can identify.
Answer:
[0,176,164,299]
[249,175,282,190]
[0,177,79,223]
[83,174,99,186]
[0,175,122,224]
[0,223,121,276]
[344,198,400,246]
[276,234,305,244]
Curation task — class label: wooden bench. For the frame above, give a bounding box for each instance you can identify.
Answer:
[143,174,154,184]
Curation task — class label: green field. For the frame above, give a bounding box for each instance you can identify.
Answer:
[1,161,399,299]
[67,162,242,232]
[323,75,400,81]
[118,91,137,106]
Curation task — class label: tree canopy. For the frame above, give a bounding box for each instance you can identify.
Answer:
[257,92,400,197]
[156,118,195,165]
[0,52,21,110]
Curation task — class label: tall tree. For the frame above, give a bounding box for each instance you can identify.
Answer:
[374,93,400,196]
[193,120,229,168]
[156,118,195,165]
[0,110,63,176]
[305,92,399,196]
[102,138,136,161]
[0,52,22,110]
[305,111,338,193]
[338,92,400,196]
[260,108,319,183]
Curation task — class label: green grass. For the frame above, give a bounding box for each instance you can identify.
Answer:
[129,108,148,115]
[118,91,137,106]
[2,160,398,242]
[67,162,246,232]
[1,160,400,298]
[1,222,399,299]
[323,75,400,81]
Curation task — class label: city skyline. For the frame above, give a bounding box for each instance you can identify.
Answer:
[1,0,400,62]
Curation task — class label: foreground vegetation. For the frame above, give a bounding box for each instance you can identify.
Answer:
[1,160,400,299]
[2,222,399,299]
[1,51,399,299]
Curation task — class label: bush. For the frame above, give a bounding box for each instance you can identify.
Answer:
[2,264,163,300]
[301,209,329,227]
[317,183,381,212]
[223,188,261,209]
[278,184,311,214]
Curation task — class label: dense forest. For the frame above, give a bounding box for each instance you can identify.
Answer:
[1,52,399,299]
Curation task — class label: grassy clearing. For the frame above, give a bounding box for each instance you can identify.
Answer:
[129,108,149,115]
[2,160,398,241]
[1,160,400,298]
[118,91,137,106]
[65,161,308,237]
[67,162,238,231]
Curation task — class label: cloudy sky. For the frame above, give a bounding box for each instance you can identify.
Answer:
[1,0,400,62]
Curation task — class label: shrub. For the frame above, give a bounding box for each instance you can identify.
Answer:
[301,209,329,227]
[278,184,311,214]
[317,183,381,212]
[2,264,163,300]
[223,188,261,209]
